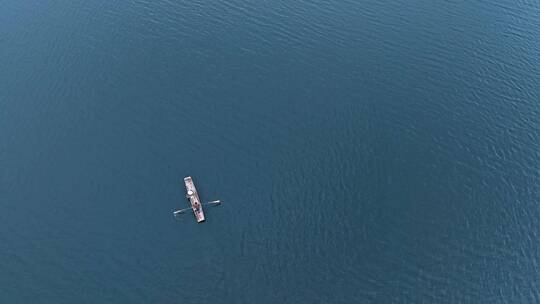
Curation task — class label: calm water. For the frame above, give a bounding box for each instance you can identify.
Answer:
[1,0,540,302]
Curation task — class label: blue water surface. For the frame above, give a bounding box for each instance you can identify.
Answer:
[1,0,540,302]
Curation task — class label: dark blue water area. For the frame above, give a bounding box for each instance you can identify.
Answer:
[1,0,540,302]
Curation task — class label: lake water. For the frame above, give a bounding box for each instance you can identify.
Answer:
[1,0,539,302]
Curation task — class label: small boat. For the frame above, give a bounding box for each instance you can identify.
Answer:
[173,176,221,223]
